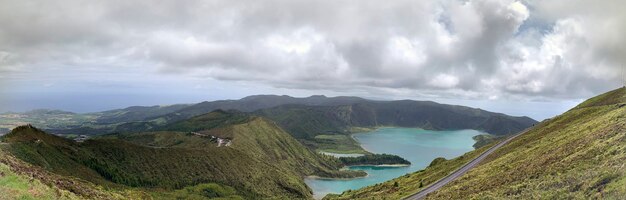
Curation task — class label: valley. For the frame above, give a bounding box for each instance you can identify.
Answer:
[2,1,622,199]
[327,87,626,199]
[1,88,624,199]
[0,95,535,199]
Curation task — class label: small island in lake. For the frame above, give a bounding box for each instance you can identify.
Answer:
[340,154,411,166]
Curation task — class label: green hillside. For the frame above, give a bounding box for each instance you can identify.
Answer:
[255,102,535,152]
[0,138,151,200]
[0,141,247,200]
[4,95,534,143]
[327,87,626,199]
[1,112,365,199]
[256,102,535,138]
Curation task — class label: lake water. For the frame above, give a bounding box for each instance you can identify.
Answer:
[305,128,482,199]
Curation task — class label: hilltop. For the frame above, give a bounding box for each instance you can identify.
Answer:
[254,102,535,153]
[4,94,534,134]
[3,95,537,155]
[1,111,364,199]
[326,87,626,199]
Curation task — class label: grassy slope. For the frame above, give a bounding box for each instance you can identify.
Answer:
[0,143,246,200]
[140,111,365,179]
[427,87,626,199]
[329,87,626,199]
[255,103,535,153]
[0,152,83,200]
[2,126,306,199]
[2,112,365,199]
[309,134,368,154]
[324,143,495,200]
[0,143,147,200]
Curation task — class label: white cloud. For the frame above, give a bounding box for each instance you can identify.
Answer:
[0,0,623,103]
[429,74,460,88]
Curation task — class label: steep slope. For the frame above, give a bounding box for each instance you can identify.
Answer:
[0,129,152,199]
[0,138,246,200]
[0,146,85,200]
[9,95,534,140]
[2,112,363,199]
[147,95,368,125]
[328,87,626,199]
[93,104,190,124]
[255,101,536,140]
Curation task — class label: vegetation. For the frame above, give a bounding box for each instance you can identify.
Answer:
[324,143,495,200]
[256,102,535,139]
[0,140,248,200]
[0,139,149,200]
[339,154,410,166]
[0,161,81,200]
[327,87,626,199]
[472,134,502,149]
[427,87,626,199]
[94,104,190,124]
[0,94,541,199]
[148,183,244,200]
[1,111,367,199]
[310,134,368,154]
[0,109,98,131]
[162,110,250,132]
[255,102,535,152]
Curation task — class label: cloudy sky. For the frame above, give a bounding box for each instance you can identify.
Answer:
[0,0,624,120]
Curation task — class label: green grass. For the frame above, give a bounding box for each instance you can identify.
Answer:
[163,110,251,132]
[573,86,626,109]
[328,88,626,199]
[0,143,245,200]
[0,110,98,131]
[339,154,410,166]
[311,134,368,154]
[427,88,626,199]
[149,183,244,200]
[0,162,81,200]
[99,131,217,149]
[2,113,366,199]
[324,143,495,200]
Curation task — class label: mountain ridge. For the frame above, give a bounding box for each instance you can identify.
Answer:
[1,112,365,199]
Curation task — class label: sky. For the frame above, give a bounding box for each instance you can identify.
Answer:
[0,0,624,120]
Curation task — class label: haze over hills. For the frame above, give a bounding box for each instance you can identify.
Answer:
[0,93,540,199]
[2,0,624,199]
[2,88,622,199]
[327,88,626,199]
[1,95,537,155]
[0,94,539,199]
[1,95,535,132]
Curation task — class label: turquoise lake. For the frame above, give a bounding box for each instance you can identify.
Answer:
[305,128,482,199]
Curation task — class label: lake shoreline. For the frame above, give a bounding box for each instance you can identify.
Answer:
[306,173,370,180]
[306,128,483,199]
[347,164,410,167]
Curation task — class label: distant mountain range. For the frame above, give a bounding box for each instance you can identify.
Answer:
[1,95,537,153]
[3,88,623,199]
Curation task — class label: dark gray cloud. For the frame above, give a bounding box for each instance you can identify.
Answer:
[0,0,624,102]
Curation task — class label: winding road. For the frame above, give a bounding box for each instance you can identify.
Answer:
[404,128,531,200]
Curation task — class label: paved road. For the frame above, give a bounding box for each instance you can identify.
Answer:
[404,128,530,200]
